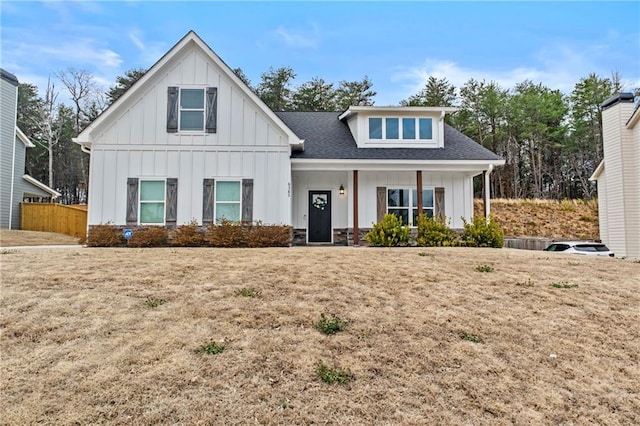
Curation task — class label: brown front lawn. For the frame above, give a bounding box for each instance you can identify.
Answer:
[0,229,80,247]
[1,247,638,424]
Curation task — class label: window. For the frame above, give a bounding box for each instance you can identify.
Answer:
[368,117,433,140]
[216,181,241,222]
[419,118,433,139]
[180,88,205,131]
[387,188,434,226]
[139,180,165,224]
[402,118,415,139]
[369,118,382,139]
[386,118,399,139]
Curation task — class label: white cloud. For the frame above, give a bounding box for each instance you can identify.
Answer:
[391,39,640,101]
[8,39,122,70]
[273,25,319,48]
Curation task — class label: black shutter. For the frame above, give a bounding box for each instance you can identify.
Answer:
[167,87,179,133]
[206,87,218,133]
[126,178,139,225]
[241,179,253,223]
[202,179,215,225]
[376,187,387,222]
[435,187,445,219]
[165,178,178,226]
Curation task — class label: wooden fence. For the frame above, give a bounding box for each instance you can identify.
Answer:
[20,203,88,238]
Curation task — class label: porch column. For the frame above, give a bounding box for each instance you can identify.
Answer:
[352,170,359,245]
[416,170,423,217]
[483,169,491,219]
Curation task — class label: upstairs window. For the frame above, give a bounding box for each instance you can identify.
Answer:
[167,86,218,133]
[180,89,205,131]
[368,117,433,140]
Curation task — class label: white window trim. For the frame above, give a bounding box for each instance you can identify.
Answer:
[139,179,166,225]
[367,117,434,142]
[387,187,435,227]
[179,87,206,133]
[214,180,243,223]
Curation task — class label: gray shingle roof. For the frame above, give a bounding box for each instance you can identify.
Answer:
[275,111,503,161]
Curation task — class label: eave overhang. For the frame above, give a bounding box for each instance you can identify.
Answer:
[291,158,505,172]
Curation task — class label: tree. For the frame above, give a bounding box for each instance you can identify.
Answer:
[292,77,336,111]
[29,78,62,188]
[334,76,376,110]
[400,76,456,107]
[106,67,146,105]
[564,73,620,198]
[255,66,296,111]
[232,67,252,90]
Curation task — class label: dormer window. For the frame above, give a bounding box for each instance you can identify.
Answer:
[368,117,433,140]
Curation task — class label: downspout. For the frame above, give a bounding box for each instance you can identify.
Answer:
[439,111,445,148]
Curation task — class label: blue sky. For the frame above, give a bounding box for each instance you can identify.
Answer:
[2,1,639,106]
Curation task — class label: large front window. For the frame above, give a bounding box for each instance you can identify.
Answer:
[369,117,433,140]
[139,180,165,224]
[216,181,241,222]
[180,88,205,131]
[387,188,434,226]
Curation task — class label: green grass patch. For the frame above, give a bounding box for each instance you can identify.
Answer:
[315,361,353,384]
[314,313,350,335]
[145,297,165,308]
[549,281,578,289]
[459,331,484,343]
[475,264,494,273]
[235,287,261,298]
[201,341,225,355]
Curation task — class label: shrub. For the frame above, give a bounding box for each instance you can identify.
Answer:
[208,220,292,248]
[315,361,353,384]
[208,220,248,247]
[365,213,409,247]
[172,220,207,247]
[460,215,504,248]
[86,224,126,247]
[314,313,350,335]
[416,214,458,247]
[246,223,292,247]
[127,227,169,247]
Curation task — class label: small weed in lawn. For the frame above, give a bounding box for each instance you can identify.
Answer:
[0,249,17,255]
[568,261,580,266]
[201,341,225,355]
[475,264,494,273]
[516,278,535,287]
[460,331,484,343]
[235,287,261,298]
[145,297,165,308]
[315,361,353,384]
[418,252,433,257]
[550,281,578,289]
[314,313,350,335]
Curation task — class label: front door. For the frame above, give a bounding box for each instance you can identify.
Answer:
[308,190,332,243]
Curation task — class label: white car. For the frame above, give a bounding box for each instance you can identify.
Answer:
[543,241,614,257]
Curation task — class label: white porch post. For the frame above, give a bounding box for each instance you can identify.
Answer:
[484,164,494,220]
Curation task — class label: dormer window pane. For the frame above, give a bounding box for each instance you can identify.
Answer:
[402,118,415,139]
[386,118,399,139]
[369,118,382,139]
[419,118,433,139]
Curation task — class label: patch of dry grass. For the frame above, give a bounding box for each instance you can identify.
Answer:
[476,198,599,240]
[1,247,638,424]
[0,229,81,247]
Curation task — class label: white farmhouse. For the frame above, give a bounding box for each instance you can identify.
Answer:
[75,31,504,245]
[590,93,640,259]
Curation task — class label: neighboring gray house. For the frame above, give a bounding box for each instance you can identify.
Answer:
[1,68,59,229]
[590,93,640,260]
[74,31,504,245]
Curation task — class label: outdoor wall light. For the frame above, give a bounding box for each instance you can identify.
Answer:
[339,185,345,195]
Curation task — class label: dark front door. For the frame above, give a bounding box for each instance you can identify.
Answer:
[308,190,332,243]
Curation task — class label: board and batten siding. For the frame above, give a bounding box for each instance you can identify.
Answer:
[85,40,293,227]
[88,147,291,226]
[87,45,289,149]
[291,170,473,230]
